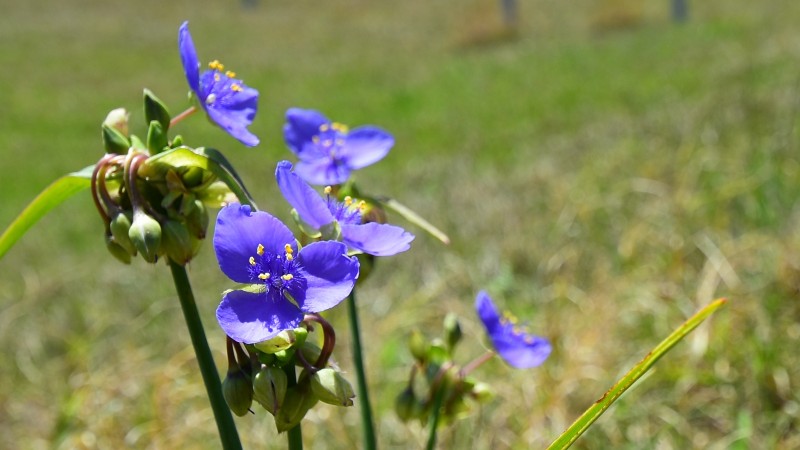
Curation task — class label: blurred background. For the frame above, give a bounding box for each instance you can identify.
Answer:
[1,0,799,448]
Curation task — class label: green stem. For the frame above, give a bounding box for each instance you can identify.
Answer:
[346,289,378,449]
[285,364,304,450]
[425,386,447,450]
[168,260,242,450]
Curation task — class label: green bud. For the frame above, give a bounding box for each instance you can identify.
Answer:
[409,330,429,363]
[310,368,355,407]
[146,120,168,155]
[129,134,147,152]
[254,330,297,354]
[443,313,463,354]
[296,341,322,368]
[143,88,170,132]
[160,219,194,265]
[427,339,449,365]
[273,348,296,365]
[180,166,210,190]
[274,381,318,433]
[102,123,130,154]
[170,135,184,148]
[394,386,418,422]
[105,233,132,264]
[103,108,129,136]
[184,199,209,239]
[222,368,254,417]
[109,211,136,256]
[253,366,288,416]
[128,210,162,263]
[470,381,494,403]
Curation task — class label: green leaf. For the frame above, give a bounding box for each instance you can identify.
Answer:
[140,147,258,210]
[546,298,728,450]
[146,120,168,155]
[377,196,450,245]
[143,88,171,132]
[0,167,93,259]
[195,148,256,205]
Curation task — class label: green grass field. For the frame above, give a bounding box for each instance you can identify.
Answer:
[2,1,799,448]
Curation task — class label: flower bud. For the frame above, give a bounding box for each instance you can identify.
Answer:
[253,366,288,416]
[105,233,132,264]
[180,166,210,190]
[394,386,418,422]
[146,120,168,155]
[128,210,162,263]
[143,88,171,132]
[103,108,129,136]
[470,381,494,403]
[295,341,322,368]
[443,313,462,354]
[254,330,296,354]
[310,368,355,407]
[222,368,253,417]
[184,199,209,239]
[160,219,194,265]
[274,381,319,433]
[102,123,130,154]
[109,211,136,256]
[409,330,429,364]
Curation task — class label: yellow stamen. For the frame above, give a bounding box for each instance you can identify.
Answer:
[312,136,320,144]
[319,124,329,132]
[284,244,294,261]
[258,273,270,280]
[208,60,224,71]
[249,256,256,266]
[225,70,236,78]
[332,122,349,133]
[323,139,333,147]
[282,274,294,281]
[357,200,367,211]
[257,244,265,256]
[344,196,353,206]
[231,84,242,92]
[324,186,332,195]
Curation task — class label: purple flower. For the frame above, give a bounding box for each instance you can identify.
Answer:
[213,203,359,344]
[283,108,394,185]
[178,21,259,147]
[275,161,414,256]
[475,291,551,369]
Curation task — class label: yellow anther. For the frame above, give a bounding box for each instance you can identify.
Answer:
[231,84,243,92]
[312,136,320,144]
[249,256,256,266]
[258,273,270,280]
[286,254,294,261]
[284,243,294,254]
[225,70,236,78]
[319,124,330,132]
[323,139,333,147]
[214,73,220,82]
[357,200,367,210]
[344,196,353,206]
[257,244,265,256]
[324,186,332,195]
[282,274,294,281]
[332,122,349,133]
[208,60,225,71]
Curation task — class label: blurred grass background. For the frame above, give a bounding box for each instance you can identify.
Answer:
[1,0,799,448]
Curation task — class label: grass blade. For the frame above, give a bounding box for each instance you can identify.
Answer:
[546,298,728,450]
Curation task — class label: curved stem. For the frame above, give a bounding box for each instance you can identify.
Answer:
[169,260,242,450]
[346,288,377,450]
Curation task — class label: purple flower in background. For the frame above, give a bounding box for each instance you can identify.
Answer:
[283,108,394,185]
[475,291,551,369]
[178,21,259,146]
[213,203,359,343]
[276,161,414,256]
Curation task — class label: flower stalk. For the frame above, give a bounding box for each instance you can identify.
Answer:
[346,288,377,450]
[169,259,242,450]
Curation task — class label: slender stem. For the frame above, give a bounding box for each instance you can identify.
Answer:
[425,382,447,450]
[346,288,378,450]
[168,260,242,450]
[170,106,199,127]
[459,351,496,377]
[285,364,304,450]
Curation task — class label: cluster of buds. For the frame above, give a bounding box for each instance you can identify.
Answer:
[93,90,239,265]
[222,313,357,432]
[395,314,494,426]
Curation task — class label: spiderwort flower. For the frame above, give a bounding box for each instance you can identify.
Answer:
[283,108,394,185]
[475,291,551,369]
[275,161,414,256]
[213,203,359,343]
[178,21,259,146]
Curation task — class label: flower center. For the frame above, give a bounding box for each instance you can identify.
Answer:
[248,243,303,300]
[500,310,536,343]
[323,188,365,225]
[311,122,349,163]
[204,60,243,106]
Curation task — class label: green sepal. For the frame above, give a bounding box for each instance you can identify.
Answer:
[143,88,171,132]
[254,330,297,354]
[222,368,254,417]
[310,368,355,407]
[109,211,136,255]
[130,134,146,152]
[409,329,430,364]
[102,123,130,154]
[146,120,169,155]
[253,366,288,416]
[171,135,184,148]
[128,210,162,263]
[105,233,132,264]
[274,379,318,433]
[290,209,322,239]
[443,313,463,355]
[160,219,194,265]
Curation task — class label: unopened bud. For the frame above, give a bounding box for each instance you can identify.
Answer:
[253,366,288,416]
[101,123,130,154]
[146,120,168,155]
[296,341,323,368]
[443,313,462,354]
[184,199,209,239]
[128,210,161,263]
[105,233,131,264]
[409,330,429,363]
[274,381,318,433]
[471,381,494,403]
[109,211,136,256]
[310,368,355,407]
[254,330,297,354]
[161,219,194,265]
[103,108,129,136]
[222,368,253,417]
[394,386,418,422]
